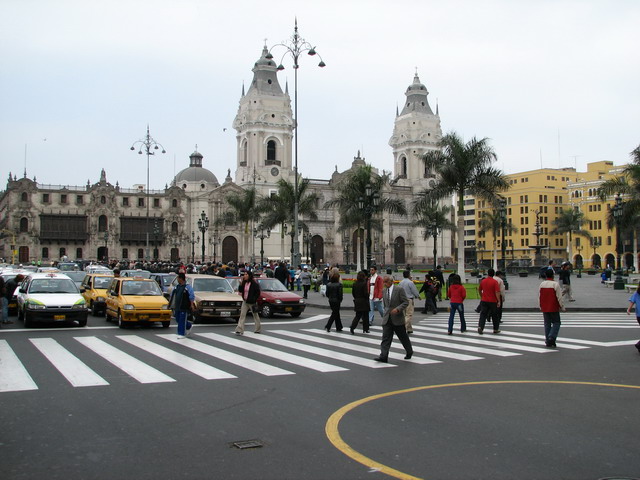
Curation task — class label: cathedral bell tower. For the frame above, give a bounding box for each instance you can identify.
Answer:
[233,46,294,187]
[389,73,442,186]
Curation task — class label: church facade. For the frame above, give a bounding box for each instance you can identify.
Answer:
[0,47,454,268]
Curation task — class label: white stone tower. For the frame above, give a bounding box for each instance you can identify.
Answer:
[389,72,442,187]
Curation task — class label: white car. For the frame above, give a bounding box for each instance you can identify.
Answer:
[16,272,89,327]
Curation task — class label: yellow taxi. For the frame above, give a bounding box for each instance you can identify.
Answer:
[80,273,114,316]
[105,277,171,328]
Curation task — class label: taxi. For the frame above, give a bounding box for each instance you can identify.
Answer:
[16,272,88,328]
[105,276,171,328]
[165,274,242,323]
[80,273,114,316]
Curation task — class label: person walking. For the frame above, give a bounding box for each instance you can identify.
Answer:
[447,274,467,334]
[399,270,420,334]
[477,268,501,334]
[626,284,640,354]
[274,261,289,287]
[419,273,438,314]
[234,270,262,335]
[168,272,195,339]
[299,266,312,299]
[495,270,507,324]
[324,273,344,332]
[539,268,565,347]
[558,262,575,302]
[368,265,384,326]
[4,274,24,326]
[434,265,445,301]
[0,275,9,326]
[349,270,370,334]
[374,275,413,362]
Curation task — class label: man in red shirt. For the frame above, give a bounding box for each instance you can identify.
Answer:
[477,268,501,334]
[539,269,565,347]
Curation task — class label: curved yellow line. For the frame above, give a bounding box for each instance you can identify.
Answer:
[325,380,640,480]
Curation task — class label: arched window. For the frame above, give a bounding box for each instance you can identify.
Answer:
[122,248,129,259]
[266,140,277,164]
[137,248,144,259]
[241,141,248,166]
[172,199,178,208]
[171,222,178,233]
[98,215,108,232]
[400,156,407,178]
[21,192,28,202]
[19,217,28,232]
[100,196,106,204]
[42,247,49,259]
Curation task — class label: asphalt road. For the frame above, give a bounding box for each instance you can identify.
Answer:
[1,307,639,480]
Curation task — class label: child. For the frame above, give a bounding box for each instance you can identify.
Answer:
[446,274,467,334]
[626,284,640,354]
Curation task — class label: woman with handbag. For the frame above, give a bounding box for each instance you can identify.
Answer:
[234,271,262,335]
[349,270,370,334]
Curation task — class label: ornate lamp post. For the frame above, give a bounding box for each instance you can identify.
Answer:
[612,194,625,289]
[189,231,199,265]
[357,184,380,270]
[267,21,325,268]
[197,211,209,264]
[130,126,166,262]
[254,223,271,266]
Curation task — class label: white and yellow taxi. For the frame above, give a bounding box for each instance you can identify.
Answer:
[80,273,114,316]
[16,272,88,328]
[105,276,171,328]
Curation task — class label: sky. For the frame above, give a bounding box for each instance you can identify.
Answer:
[1,0,639,191]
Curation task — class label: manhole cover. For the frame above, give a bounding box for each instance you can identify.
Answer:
[232,439,263,450]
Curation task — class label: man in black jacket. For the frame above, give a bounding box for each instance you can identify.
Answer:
[234,271,262,335]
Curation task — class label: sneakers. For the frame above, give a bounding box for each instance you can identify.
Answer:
[176,335,186,340]
[493,330,501,334]
[186,324,193,336]
[234,331,243,336]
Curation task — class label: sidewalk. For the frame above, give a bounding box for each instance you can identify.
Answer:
[303,273,632,312]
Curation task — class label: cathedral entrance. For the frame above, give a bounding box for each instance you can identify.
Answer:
[97,247,108,262]
[221,236,238,264]
[310,235,324,265]
[393,237,406,265]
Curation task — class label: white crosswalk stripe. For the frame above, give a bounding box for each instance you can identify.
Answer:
[1,313,637,393]
[419,312,638,328]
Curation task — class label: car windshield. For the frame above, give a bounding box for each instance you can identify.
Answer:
[93,277,113,288]
[192,278,233,293]
[122,281,162,296]
[160,275,176,286]
[65,272,86,281]
[123,270,151,279]
[257,279,290,292]
[29,278,79,294]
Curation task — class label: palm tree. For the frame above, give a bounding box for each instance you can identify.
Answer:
[550,208,592,263]
[325,165,406,269]
[420,132,510,279]
[413,199,455,269]
[257,178,319,262]
[477,207,517,271]
[225,187,260,263]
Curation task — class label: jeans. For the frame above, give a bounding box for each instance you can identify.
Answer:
[543,311,561,342]
[368,299,384,325]
[448,303,466,333]
[175,310,193,336]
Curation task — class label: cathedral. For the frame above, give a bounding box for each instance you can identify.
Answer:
[0,47,453,268]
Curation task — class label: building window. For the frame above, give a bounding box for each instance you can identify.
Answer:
[122,248,129,259]
[76,195,83,205]
[138,198,145,207]
[19,217,28,232]
[76,248,83,259]
[101,196,106,204]
[21,192,28,202]
[172,199,178,208]
[60,194,67,204]
[42,247,49,259]
[137,248,144,259]
[266,140,277,165]
[98,215,108,232]
[153,198,160,208]
[59,247,66,258]
[171,222,178,233]
[42,193,50,203]
[123,197,129,207]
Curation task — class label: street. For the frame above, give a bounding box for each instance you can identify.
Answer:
[1,307,639,480]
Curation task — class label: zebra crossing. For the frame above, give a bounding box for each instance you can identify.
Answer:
[420,311,639,328]
[1,312,637,393]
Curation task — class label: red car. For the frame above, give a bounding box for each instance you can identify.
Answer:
[230,276,306,318]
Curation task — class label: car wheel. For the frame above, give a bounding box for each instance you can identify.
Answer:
[290,312,301,318]
[118,311,127,329]
[260,304,273,318]
[23,310,32,328]
[78,318,87,327]
[161,321,170,328]
[91,302,99,316]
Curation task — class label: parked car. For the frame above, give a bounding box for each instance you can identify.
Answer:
[120,269,152,279]
[16,272,88,327]
[150,273,177,294]
[105,277,171,328]
[166,274,242,323]
[64,270,87,288]
[80,273,114,316]
[254,277,306,318]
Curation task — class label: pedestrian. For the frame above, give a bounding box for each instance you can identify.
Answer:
[495,270,507,324]
[558,262,575,302]
[539,268,565,347]
[419,273,438,314]
[299,266,312,299]
[434,265,445,301]
[168,272,195,339]
[477,268,501,334]
[446,274,467,334]
[626,284,640,354]
[234,270,262,335]
[324,272,343,332]
[4,274,24,325]
[0,275,10,326]
[274,261,289,287]
[368,265,384,326]
[349,270,370,334]
[399,270,420,334]
[294,265,302,291]
[374,275,413,362]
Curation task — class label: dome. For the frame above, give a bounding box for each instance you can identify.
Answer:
[173,149,219,186]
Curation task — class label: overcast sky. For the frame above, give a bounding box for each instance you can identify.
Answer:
[1,0,639,190]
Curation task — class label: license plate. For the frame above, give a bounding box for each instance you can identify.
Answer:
[285,307,293,312]
[54,315,66,320]
[219,311,231,317]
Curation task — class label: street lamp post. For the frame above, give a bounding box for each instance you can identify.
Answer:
[357,184,380,270]
[613,194,624,289]
[153,219,160,261]
[267,21,325,268]
[190,232,199,265]
[130,126,166,262]
[254,224,271,266]
[197,211,209,264]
